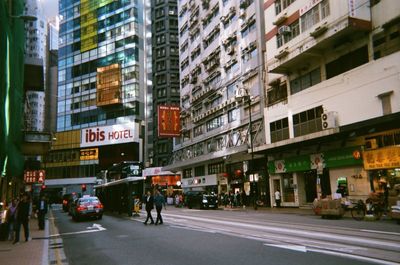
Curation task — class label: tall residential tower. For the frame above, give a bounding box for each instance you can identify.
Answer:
[165,0,267,199]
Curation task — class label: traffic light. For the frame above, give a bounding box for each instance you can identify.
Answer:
[81,184,87,192]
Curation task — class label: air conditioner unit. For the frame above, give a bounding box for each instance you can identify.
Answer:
[226,46,235,55]
[365,139,378,150]
[321,111,337,129]
[278,25,291,35]
[239,10,246,19]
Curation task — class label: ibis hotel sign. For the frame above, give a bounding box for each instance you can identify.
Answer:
[81,124,139,147]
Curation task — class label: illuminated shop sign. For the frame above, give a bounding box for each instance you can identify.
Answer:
[80,148,98,160]
[81,124,139,147]
[363,146,400,170]
[24,170,45,184]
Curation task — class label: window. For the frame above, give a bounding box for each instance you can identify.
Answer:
[206,116,224,132]
[208,162,224,174]
[301,0,330,32]
[277,20,300,48]
[293,106,323,137]
[194,166,205,176]
[326,46,368,79]
[183,168,192,179]
[194,125,203,137]
[378,91,393,115]
[373,24,400,60]
[267,80,287,106]
[228,109,238,123]
[290,68,321,94]
[270,118,289,143]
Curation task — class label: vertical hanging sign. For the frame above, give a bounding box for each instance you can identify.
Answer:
[158,105,181,137]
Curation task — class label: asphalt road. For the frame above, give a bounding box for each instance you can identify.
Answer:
[50,207,400,265]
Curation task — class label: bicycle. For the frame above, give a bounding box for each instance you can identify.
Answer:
[351,199,384,221]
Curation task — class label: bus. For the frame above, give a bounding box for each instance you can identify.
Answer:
[95,161,144,216]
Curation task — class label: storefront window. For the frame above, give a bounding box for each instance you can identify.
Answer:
[282,173,295,202]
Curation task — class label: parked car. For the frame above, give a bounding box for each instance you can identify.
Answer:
[70,196,103,221]
[62,193,79,212]
[185,191,218,209]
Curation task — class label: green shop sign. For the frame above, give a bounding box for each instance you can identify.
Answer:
[268,146,363,174]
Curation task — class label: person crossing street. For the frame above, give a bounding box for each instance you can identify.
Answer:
[154,189,166,225]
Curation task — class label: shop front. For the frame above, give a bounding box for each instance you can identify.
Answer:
[268,146,365,207]
[363,146,400,200]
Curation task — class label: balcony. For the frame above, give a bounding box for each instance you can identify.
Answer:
[268,16,372,74]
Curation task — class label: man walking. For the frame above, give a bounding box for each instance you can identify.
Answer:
[143,191,154,225]
[274,189,281,208]
[36,195,48,230]
[154,189,166,225]
[14,193,32,244]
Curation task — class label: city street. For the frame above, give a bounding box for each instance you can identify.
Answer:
[49,206,400,265]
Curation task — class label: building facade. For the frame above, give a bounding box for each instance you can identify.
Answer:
[260,0,400,207]
[150,0,181,167]
[44,0,148,179]
[164,0,267,201]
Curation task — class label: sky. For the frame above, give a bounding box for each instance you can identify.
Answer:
[40,0,58,19]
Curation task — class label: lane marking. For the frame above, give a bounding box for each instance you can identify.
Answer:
[50,223,106,237]
[361,230,400,236]
[264,244,307,253]
[307,248,400,265]
[162,213,400,250]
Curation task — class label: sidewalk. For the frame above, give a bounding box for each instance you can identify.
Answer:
[0,215,48,265]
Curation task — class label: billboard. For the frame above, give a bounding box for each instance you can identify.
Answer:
[81,123,139,147]
[158,105,180,138]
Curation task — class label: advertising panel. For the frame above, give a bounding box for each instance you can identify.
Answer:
[81,123,139,147]
[363,146,400,170]
[158,105,181,137]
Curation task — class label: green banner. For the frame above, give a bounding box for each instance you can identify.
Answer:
[268,146,363,174]
[324,146,363,168]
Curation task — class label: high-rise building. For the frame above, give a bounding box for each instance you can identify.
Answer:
[150,0,180,167]
[164,0,267,198]
[45,0,148,179]
[260,0,400,207]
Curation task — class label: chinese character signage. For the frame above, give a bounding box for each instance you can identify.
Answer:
[80,148,98,160]
[363,146,400,170]
[158,105,181,138]
[24,170,46,184]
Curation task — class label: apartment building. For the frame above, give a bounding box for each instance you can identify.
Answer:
[164,0,267,199]
[44,0,148,179]
[260,0,400,207]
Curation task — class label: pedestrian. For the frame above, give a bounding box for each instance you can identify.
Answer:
[14,193,32,244]
[154,189,166,225]
[143,191,154,225]
[383,184,389,215]
[5,199,17,241]
[36,195,48,230]
[274,189,281,208]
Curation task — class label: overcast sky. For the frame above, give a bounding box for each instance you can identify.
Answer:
[41,0,58,19]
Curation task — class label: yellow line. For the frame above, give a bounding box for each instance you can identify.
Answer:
[49,210,63,265]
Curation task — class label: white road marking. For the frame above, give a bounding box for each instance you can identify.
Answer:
[50,223,106,237]
[307,248,400,265]
[265,244,307,253]
[361,229,400,236]
[162,213,400,250]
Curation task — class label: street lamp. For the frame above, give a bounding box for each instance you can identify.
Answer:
[235,85,256,209]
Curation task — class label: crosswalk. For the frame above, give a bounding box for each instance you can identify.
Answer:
[131,211,400,265]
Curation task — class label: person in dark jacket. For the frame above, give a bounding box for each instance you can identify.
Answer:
[36,195,48,230]
[14,193,32,244]
[154,190,166,225]
[143,191,154,225]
